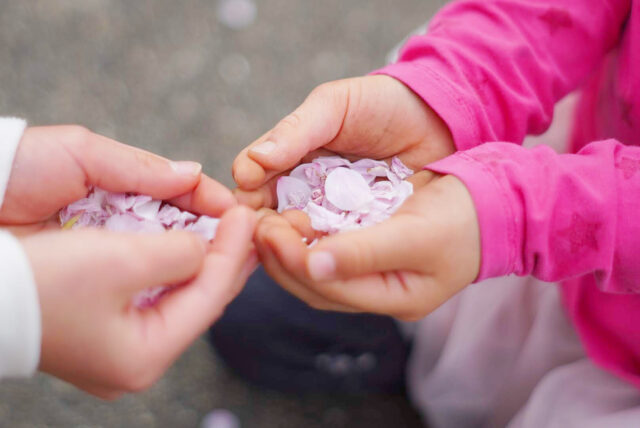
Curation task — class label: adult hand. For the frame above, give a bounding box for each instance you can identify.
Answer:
[0,125,236,226]
[21,206,256,399]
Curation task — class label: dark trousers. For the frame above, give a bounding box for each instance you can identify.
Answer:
[208,267,410,394]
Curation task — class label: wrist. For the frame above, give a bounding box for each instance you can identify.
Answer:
[426,151,520,282]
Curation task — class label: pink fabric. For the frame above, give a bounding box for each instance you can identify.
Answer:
[374,1,640,387]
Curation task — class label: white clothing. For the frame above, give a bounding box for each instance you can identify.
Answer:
[406,276,640,428]
[0,118,41,378]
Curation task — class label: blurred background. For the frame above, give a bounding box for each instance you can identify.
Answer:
[0,1,446,426]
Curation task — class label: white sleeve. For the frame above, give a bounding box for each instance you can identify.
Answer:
[0,231,40,378]
[0,117,27,207]
[0,118,40,378]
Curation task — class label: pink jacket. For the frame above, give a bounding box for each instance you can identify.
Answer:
[375,0,640,387]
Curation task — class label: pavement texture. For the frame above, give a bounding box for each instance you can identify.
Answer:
[0,1,446,427]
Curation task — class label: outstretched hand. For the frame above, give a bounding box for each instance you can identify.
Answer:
[0,125,259,398]
[253,172,480,321]
[22,206,256,399]
[232,75,455,209]
[0,125,236,226]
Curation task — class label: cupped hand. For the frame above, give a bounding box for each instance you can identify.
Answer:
[252,172,480,321]
[0,125,236,226]
[232,75,455,208]
[21,205,257,399]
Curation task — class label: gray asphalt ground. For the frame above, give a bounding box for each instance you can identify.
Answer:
[0,1,445,427]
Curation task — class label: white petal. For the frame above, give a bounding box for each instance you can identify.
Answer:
[185,216,220,241]
[324,167,373,211]
[132,199,162,220]
[276,176,312,213]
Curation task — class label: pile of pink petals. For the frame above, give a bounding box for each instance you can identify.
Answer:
[277,156,414,234]
[59,187,219,307]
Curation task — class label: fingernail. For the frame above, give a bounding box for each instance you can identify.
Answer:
[308,251,336,281]
[251,140,276,155]
[170,161,202,176]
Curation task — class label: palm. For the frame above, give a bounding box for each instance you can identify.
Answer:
[0,127,89,224]
[322,75,454,171]
[233,75,454,208]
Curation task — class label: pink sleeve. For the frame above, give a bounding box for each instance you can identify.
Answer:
[373,0,631,150]
[427,140,640,294]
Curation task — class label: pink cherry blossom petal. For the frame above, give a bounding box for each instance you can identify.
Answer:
[276,176,312,212]
[60,187,221,308]
[132,199,162,221]
[276,155,414,236]
[303,202,346,233]
[324,167,374,211]
[391,156,413,180]
[185,216,220,241]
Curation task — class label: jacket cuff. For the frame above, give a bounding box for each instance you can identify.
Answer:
[371,61,480,151]
[0,118,27,209]
[426,152,519,282]
[0,230,41,378]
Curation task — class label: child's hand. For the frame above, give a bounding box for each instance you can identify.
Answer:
[232,75,455,208]
[253,172,480,320]
[21,206,256,399]
[0,125,236,225]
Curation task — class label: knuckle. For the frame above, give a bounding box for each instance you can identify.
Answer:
[132,148,156,171]
[311,81,337,98]
[348,239,377,275]
[64,125,93,149]
[307,299,330,311]
[276,112,302,131]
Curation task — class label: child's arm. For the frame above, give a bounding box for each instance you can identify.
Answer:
[374,0,631,150]
[251,137,639,318]
[428,139,639,292]
[233,0,631,209]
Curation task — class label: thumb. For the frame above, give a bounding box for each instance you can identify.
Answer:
[113,230,208,295]
[59,126,204,199]
[233,80,351,189]
[305,213,427,282]
[144,206,258,350]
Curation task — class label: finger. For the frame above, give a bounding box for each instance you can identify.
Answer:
[3,221,55,237]
[111,230,207,294]
[74,380,124,400]
[232,172,282,209]
[146,206,258,350]
[255,214,357,312]
[60,126,203,199]
[312,272,445,321]
[168,174,237,217]
[280,209,319,243]
[259,217,446,318]
[233,147,338,209]
[233,81,350,190]
[304,214,428,282]
[406,170,439,188]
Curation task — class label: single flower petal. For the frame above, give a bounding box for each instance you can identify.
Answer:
[324,167,374,211]
[303,202,346,234]
[132,199,162,221]
[276,176,312,213]
[185,216,220,241]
